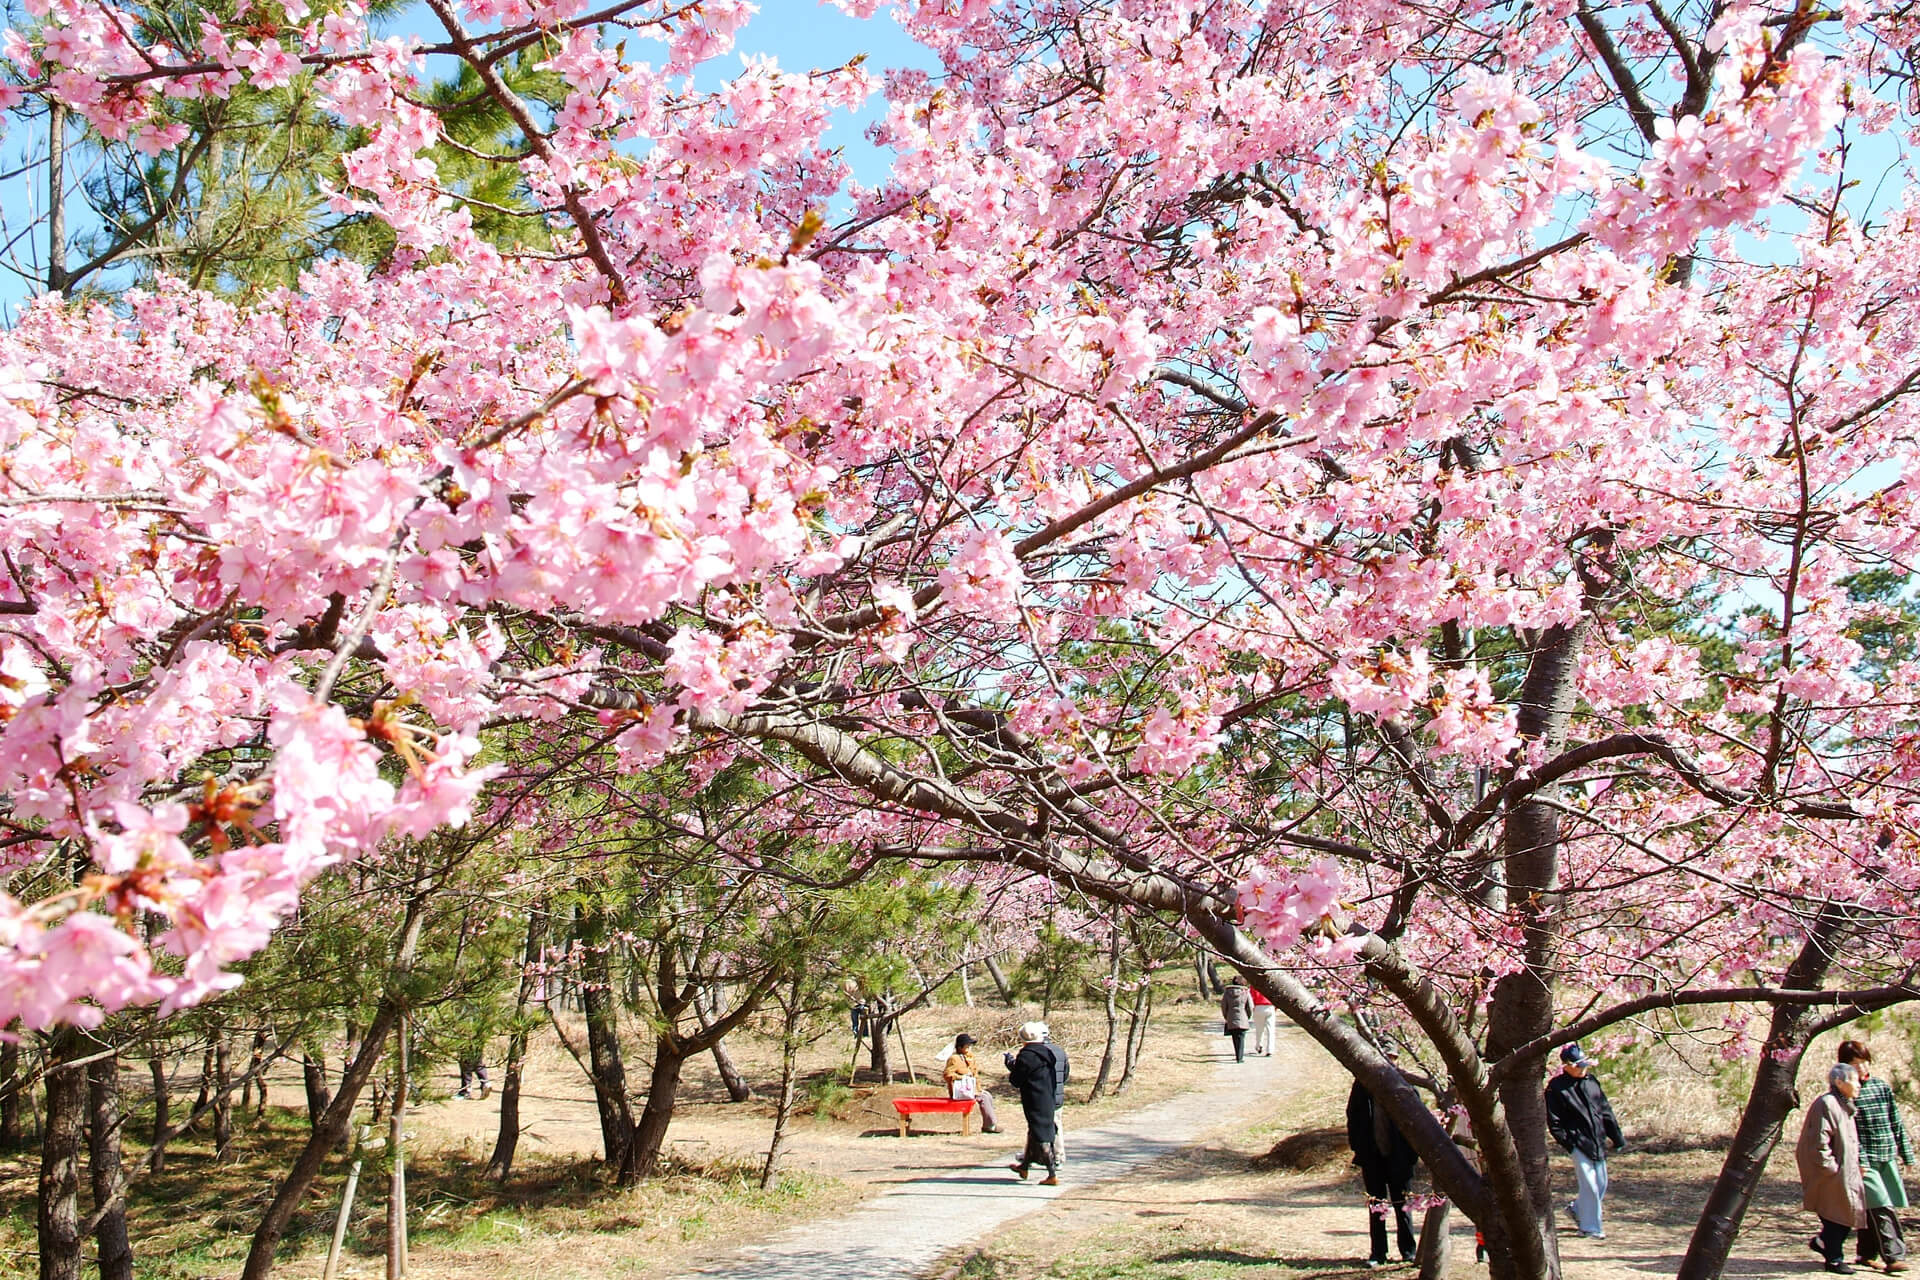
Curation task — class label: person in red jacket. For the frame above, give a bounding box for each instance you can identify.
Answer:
[1250,986,1276,1056]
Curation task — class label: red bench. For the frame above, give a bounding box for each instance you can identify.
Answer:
[890,1096,978,1137]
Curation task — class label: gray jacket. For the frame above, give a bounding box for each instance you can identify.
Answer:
[1221,983,1253,1032]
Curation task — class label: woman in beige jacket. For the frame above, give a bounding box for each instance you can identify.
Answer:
[1799,1063,1868,1274]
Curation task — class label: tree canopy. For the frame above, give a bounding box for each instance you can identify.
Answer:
[5,0,1920,1275]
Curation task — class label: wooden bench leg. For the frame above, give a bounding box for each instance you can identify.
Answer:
[964,1107,974,1136]
[898,1115,909,1138]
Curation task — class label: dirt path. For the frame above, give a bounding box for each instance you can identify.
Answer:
[673,1031,1291,1280]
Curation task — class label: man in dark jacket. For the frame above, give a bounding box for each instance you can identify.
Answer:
[1007,1021,1069,1184]
[1544,1043,1626,1240]
[1347,1054,1420,1267]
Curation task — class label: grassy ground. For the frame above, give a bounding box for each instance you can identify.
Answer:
[0,1108,850,1280]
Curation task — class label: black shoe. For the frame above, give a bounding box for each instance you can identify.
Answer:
[981,1125,1001,1134]
[1365,1262,1387,1270]
[1829,1264,1857,1275]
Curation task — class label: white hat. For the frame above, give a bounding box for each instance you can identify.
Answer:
[1020,1021,1049,1042]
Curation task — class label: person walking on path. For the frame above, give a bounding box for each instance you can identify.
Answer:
[456,1052,489,1099]
[1007,1022,1068,1185]
[1346,1054,1420,1267]
[942,1033,1001,1134]
[1801,1062,1870,1274]
[1840,1041,1912,1273]
[1545,1043,1626,1240]
[1220,975,1253,1063]
[1250,985,1276,1057]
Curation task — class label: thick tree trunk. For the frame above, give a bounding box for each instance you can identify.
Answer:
[866,1011,893,1082]
[488,911,544,1181]
[1677,907,1852,1280]
[39,1031,85,1280]
[1480,619,1589,1280]
[0,1037,21,1145]
[241,899,427,1280]
[983,955,1016,1006]
[303,1053,332,1131]
[619,1038,685,1183]
[147,1054,169,1173]
[1417,1201,1452,1280]
[87,1053,134,1280]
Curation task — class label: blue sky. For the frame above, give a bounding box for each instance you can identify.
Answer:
[0,0,931,316]
[728,0,934,186]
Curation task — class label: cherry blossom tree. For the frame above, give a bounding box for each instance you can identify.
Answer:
[7,0,1920,1276]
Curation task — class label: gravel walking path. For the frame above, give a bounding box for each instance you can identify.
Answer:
[678,1031,1291,1280]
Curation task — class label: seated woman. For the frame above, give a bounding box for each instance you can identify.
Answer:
[942,1033,1001,1133]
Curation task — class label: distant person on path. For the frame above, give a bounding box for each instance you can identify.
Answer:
[1839,1041,1911,1273]
[456,1052,489,1099]
[1007,1021,1067,1185]
[1545,1043,1626,1240]
[942,1033,1001,1133]
[1221,975,1253,1063]
[1250,984,1276,1057]
[1800,1062,1869,1274]
[1347,1053,1420,1267]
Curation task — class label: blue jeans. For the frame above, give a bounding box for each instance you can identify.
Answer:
[1570,1149,1608,1236]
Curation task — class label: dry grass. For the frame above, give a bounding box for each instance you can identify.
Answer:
[0,993,1221,1280]
[0,1108,853,1280]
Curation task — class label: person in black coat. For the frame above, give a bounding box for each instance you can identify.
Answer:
[1348,1054,1420,1267]
[1544,1043,1626,1239]
[1006,1020,1069,1184]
